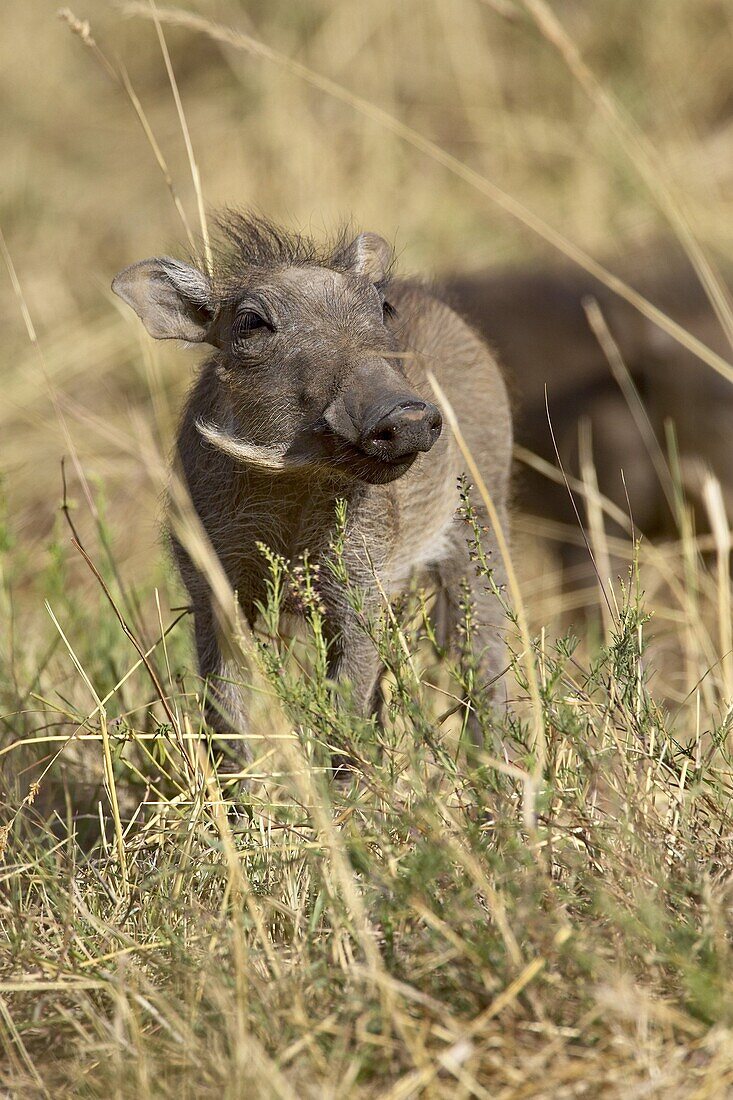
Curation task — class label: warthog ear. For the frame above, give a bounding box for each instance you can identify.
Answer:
[112,257,215,343]
[345,232,392,284]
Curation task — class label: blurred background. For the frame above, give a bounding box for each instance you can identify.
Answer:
[2,0,733,697]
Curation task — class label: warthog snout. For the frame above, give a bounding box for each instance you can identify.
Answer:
[358,398,443,463]
[321,358,443,480]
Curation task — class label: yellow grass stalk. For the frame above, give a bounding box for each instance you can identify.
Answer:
[147,0,212,274]
[578,420,614,642]
[0,226,36,344]
[45,601,129,888]
[583,297,678,520]
[0,998,49,1097]
[702,474,733,702]
[59,8,197,252]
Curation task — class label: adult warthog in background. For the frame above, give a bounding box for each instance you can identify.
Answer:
[443,251,733,555]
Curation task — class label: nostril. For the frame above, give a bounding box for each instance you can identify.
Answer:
[426,408,443,436]
[373,425,395,443]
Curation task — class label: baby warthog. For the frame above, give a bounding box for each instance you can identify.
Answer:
[113,216,512,763]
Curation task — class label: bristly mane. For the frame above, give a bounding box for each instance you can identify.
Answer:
[209,211,375,296]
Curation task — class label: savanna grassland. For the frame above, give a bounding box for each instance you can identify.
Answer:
[3,1,733,1095]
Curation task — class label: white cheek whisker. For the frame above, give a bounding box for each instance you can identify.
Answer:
[196,419,307,471]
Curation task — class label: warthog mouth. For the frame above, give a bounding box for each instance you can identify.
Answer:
[337,444,419,483]
[315,421,421,483]
[197,419,419,484]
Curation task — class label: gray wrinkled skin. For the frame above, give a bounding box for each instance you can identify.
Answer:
[113,217,512,764]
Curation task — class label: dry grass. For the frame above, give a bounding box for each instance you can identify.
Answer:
[2,1,733,1095]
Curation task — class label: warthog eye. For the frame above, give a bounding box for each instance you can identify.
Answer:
[233,309,271,341]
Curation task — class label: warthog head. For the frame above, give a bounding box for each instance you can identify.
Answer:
[113,215,442,484]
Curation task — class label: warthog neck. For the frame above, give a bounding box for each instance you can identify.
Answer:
[229,461,371,559]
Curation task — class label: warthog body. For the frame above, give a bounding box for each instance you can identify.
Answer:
[444,254,732,545]
[114,216,512,759]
